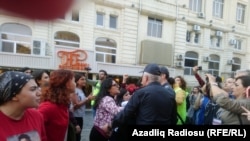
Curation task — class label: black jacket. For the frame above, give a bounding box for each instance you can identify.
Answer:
[112,81,176,126]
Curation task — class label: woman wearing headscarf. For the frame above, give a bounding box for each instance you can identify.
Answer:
[0,71,47,141]
[38,69,76,141]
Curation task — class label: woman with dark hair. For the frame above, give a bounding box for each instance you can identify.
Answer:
[32,70,50,97]
[207,74,250,124]
[38,69,76,141]
[89,78,123,141]
[0,71,46,141]
[71,73,93,141]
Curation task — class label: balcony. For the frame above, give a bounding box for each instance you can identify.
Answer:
[0,52,53,69]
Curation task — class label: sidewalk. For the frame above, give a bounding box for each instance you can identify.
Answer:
[81,109,94,141]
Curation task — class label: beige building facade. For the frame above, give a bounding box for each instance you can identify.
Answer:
[0,0,249,86]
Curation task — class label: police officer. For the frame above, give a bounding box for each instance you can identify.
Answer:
[112,63,177,126]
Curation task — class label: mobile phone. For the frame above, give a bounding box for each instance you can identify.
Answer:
[198,66,202,70]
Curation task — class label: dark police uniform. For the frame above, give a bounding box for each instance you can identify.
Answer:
[112,81,176,125]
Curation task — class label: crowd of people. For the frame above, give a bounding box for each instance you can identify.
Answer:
[1,64,250,141]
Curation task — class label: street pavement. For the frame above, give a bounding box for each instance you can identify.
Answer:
[81,109,94,141]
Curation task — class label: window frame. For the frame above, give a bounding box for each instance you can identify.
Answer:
[213,0,224,18]
[236,3,245,23]
[147,17,163,38]
[208,55,220,76]
[0,32,32,55]
[109,15,117,29]
[184,51,199,75]
[96,12,105,27]
[95,37,117,64]
[189,0,202,12]
[54,31,80,48]
[234,39,242,50]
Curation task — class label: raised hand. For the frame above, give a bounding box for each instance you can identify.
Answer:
[241,106,250,121]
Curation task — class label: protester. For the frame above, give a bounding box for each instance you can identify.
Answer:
[86,69,108,117]
[32,70,50,97]
[115,88,131,107]
[89,78,122,141]
[72,73,93,141]
[186,86,201,124]
[38,69,76,141]
[192,66,210,125]
[120,74,140,95]
[173,75,188,125]
[207,74,250,124]
[0,71,46,141]
[20,67,33,76]
[111,63,177,127]
[235,69,250,78]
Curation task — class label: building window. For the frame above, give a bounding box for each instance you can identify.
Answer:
[184,51,198,75]
[95,37,116,63]
[54,31,80,48]
[194,33,200,44]
[210,36,214,47]
[236,3,245,23]
[147,17,162,38]
[0,23,33,55]
[234,39,242,50]
[210,31,222,48]
[109,15,117,29]
[72,10,79,22]
[232,57,241,74]
[186,31,191,42]
[96,12,104,26]
[189,0,202,12]
[208,54,220,76]
[213,0,224,18]
[215,37,221,47]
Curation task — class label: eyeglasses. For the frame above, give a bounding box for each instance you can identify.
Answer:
[112,83,119,87]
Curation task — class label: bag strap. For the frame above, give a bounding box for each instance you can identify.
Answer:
[177,113,185,125]
[237,115,243,125]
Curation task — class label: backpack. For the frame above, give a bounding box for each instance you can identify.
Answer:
[204,100,220,125]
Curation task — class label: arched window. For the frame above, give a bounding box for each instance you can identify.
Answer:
[184,51,198,75]
[0,23,32,54]
[208,54,220,76]
[54,31,80,48]
[95,37,116,63]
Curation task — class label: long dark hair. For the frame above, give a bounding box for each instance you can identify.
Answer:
[116,88,128,106]
[32,70,50,86]
[75,73,86,90]
[174,75,187,90]
[93,78,113,110]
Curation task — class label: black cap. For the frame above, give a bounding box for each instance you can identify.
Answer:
[142,63,161,76]
[160,66,169,76]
